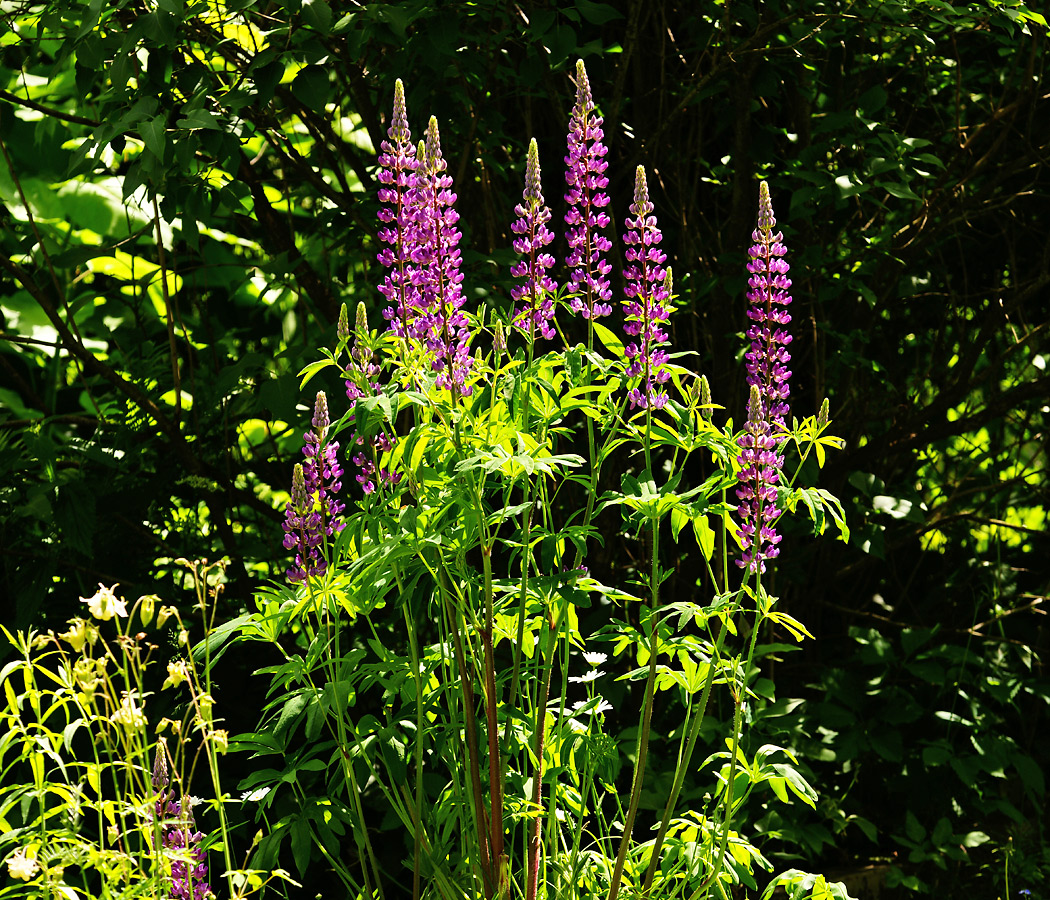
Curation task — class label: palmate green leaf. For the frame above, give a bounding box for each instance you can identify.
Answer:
[454,441,584,479]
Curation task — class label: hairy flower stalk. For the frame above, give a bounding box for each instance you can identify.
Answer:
[510,138,557,340]
[415,117,473,395]
[736,182,793,573]
[151,742,213,900]
[564,59,612,320]
[377,79,421,338]
[282,392,345,583]
[622,166,671,410]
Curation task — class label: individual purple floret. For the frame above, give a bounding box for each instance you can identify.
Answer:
[735,385,783,574]
[622,166,671,410]
[282,392,345,583]
[415,117,473,395]
[564,59,613,320]
[151,741,213,900]
[744,181,793,429]
[377,79,421,339]
[510,138,557,341]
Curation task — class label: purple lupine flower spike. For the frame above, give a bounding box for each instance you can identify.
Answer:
[377,79,421,338]
[416,116,473,395]
[735,385,783,573]
[744,181,793,428]
[283,392,345,583]
[736,182,793,574]
[564,59,613,320]
[151,741,213,900]
[622,165,671,410]
[510,138,557,340]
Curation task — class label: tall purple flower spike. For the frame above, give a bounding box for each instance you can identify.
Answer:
[744,181,793,428]
[736,182,793,573]
[151,741,213,900]
[283,391,345,583]
[510,138,557,341]
[377,79,421,338]
[622,166,671,410]
[564,59,612,320]
[415,116,473,395]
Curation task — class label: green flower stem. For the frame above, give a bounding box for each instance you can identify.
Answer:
[692,589,765,900]
[312,576,385,900]
[641,619,728,894]
[504,339,540,749]
[480,545,507,895]
[607,410,660,900]
[398,579,426,900]
[502,472,540,753]
[443,570,495,896]
[192,562,236,897]
[526,614,560,900]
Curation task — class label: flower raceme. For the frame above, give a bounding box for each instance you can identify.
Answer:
[736,383,784,573]
[622,165,672,410]
[282,391,345,583]
[377,78,421,338]
[564,59,613,320]
[510,138,557,341]
[151,742,212,900]
[736,183,793,573]
[414,116,473,395]
[744,180,793,428]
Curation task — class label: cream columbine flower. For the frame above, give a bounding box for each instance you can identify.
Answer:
[80,583,128,621]
[6,848,39,881]
[111,694,146,732]
[163,660,189,690]
[58,618,99,653]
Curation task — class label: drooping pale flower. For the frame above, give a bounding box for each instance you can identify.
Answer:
[622,166,671,410]
[111,693,147,732]
[414,116,473,395]
[5,848,39,881]
[564,59,613,320]
[510,138,557,340]
[81,583,127,621]
[58,617,98,652]
[163,660,190,690]
[282,392,345,583]
[744,181,792,428]
[377,79,422,338]
[735,183,792,573]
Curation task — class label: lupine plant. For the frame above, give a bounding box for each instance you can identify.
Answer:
[235,60,851,900]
